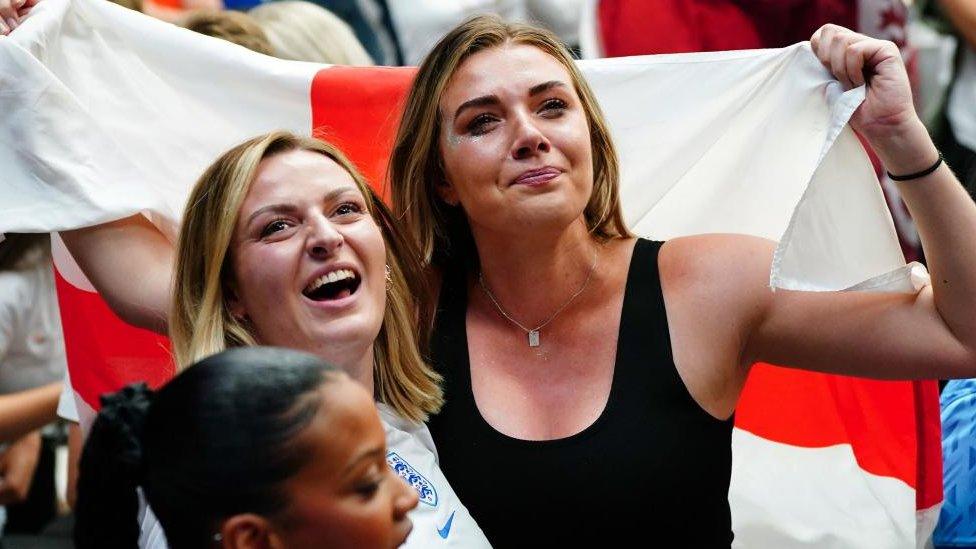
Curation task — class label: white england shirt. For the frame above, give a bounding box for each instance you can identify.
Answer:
[129,405,491,548]
[377,403,491,548]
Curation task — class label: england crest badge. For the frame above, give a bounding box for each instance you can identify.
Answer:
[387,452,438,507]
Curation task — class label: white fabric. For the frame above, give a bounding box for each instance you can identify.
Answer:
[0,261,66,393]
[56,369,79,423]
[948,46,976,152]
[0,0,909,294]
[0,0,314,241]
[731,430,916,549]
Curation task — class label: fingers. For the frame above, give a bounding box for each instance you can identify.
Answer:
[830,34,853,88]
[0,0,18,35]
[845,40,867,87]
[810,24,885,89]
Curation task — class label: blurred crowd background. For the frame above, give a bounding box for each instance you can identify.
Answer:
[2,0,975,547]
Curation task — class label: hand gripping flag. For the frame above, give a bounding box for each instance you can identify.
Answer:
[0,0,942,546]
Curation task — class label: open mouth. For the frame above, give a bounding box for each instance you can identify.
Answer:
[302,268,361,301]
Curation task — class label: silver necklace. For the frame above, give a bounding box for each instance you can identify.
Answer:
[478,250,598,347]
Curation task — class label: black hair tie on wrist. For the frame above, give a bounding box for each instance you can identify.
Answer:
[886,153,943,182]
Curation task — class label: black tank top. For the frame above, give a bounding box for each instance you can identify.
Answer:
[428,239,734,547]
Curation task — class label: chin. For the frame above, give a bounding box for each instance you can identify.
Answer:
[308,317,382,352]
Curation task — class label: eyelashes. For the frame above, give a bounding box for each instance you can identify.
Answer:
[260,217,291,238]
[467,113,498,136]
[464,98,569,136]
[539,98,567,114]
[257,202,365,239]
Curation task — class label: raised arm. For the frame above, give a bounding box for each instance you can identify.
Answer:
[661,26,976,418]
[751,27,976,378]
[60,215,174,334]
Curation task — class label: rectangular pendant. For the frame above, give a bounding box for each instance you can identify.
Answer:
[528,330,540,347]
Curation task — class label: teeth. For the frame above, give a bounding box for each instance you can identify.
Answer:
[305,269,357,293]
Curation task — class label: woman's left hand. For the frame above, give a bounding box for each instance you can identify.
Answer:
[810,24,918,151]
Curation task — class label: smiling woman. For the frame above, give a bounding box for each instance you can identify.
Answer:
[60,132,490,548]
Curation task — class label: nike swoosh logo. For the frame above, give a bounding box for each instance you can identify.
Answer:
[437,510,456,539]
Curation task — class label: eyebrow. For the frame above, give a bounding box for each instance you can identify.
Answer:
[244,187,358,227]
[452,81,568,121]
[245,203,297,228]
[528,80,566,97]
[453,95,500,121]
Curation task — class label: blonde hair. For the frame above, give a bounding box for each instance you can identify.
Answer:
[389,14,632,268]
[171,131,442,422]
[182,9,275,56]
[248,1,374,65]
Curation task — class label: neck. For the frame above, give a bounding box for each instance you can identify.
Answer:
[309,342,376,397]
[473,218,601,328]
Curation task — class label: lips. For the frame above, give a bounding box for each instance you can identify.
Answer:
[511,166,562,187]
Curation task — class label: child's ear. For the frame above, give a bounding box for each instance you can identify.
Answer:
[220,514,281,549]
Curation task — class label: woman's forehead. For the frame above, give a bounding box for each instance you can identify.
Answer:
[440,44,575,109]
[245,150,362,205]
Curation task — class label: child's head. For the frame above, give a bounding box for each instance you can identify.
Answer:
[74,346,418,549]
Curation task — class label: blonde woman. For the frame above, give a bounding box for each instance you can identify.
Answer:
[388,15,976,547]
[62,132,489,548]
[248,1,373,65]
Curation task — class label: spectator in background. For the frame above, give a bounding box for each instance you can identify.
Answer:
[0,235,64,428]
[0,234,66,536]
[385,0,585,66]
[935,0,976,197]
[934,378,976,548]
[182,9,274,55]
[250,1,373,65]
[303,0,400,65]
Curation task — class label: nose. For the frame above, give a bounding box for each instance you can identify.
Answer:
[305,214,343,259]
[510,111,551,161]
[393,475,420,519]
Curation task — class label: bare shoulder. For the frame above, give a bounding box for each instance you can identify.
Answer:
[654,235,780,417]
[659,234,776,298]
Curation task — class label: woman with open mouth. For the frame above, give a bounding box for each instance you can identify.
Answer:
[61,132,490,548]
